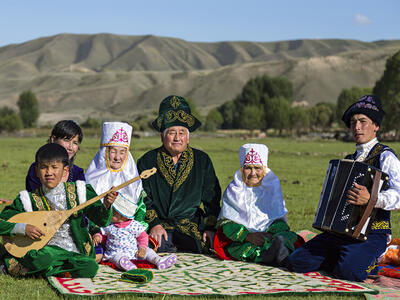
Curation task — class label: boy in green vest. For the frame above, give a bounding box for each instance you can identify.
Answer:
[0,143,116,278]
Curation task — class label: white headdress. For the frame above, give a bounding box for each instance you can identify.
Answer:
[218,143,287,232]
[85,122,141,218]
[239,143,268,167]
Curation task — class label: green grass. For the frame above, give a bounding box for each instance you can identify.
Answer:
[1,136,399,299]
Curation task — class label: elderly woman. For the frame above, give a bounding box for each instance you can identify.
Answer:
[214,143,300,266]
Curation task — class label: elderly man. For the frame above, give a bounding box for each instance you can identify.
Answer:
[286,95,400,281]
[214,144,299,266]
[137,95,221,253]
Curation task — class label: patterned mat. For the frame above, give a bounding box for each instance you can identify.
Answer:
[48,253,377,296]
[365,286,400,300]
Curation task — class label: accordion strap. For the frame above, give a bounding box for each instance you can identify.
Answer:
[352,170,381,239]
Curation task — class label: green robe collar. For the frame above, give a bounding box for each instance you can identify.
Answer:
[31,182,78,212]
[157,146,194,192]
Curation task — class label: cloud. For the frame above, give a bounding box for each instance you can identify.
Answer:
[354,14,372,26]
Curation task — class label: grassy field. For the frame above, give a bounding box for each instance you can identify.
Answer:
[0,135,399,299]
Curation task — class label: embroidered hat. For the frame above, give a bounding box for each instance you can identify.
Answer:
[151,95,201,132]
[239,144,268,167]
[113,192,138,219]
[341,95,385,128]
[100,122,132,148]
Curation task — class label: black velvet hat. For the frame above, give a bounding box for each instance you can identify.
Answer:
[341,95,385,128]
[152,95,202,132]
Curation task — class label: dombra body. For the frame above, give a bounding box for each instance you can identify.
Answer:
[4,168,156,258]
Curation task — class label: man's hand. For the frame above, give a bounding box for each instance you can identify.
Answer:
[245,232,272,246]
[202,230,215,248]
[25,224,45,240]
[150,224,168,246]
[347,183,370,205]
[104,190,118,209]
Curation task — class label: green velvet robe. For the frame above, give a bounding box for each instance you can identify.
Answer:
[220,219,298,263]
[0,182,113,277]
[137,146,221,252]
[0,219,17,236]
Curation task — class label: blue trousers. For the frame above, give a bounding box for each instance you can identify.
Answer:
[286,231,387,281]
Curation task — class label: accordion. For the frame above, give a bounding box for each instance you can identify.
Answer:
[313,159,389,241]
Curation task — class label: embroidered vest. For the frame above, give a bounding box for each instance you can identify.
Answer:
[345,143,397,234]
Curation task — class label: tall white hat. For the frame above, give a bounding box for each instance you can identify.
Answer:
[239,144,269,167]
[85,121,143,213]
[101,122,132,148]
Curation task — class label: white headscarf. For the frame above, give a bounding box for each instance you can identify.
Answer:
[218,143,287,232]
[85,122,142,218]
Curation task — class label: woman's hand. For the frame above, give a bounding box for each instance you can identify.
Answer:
[245,232,272,246]
[104,191,118,209]
[92,234,101,246]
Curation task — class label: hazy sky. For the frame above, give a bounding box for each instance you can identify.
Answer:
[0,0,399,46]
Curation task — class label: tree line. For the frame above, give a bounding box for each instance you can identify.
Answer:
[0,91,40,132]
[203,49,400,138]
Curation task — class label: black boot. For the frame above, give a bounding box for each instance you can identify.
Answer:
[260,236,289,266]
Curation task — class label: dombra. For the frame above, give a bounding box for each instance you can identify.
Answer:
[313,159,388,241]
[3,167,157,258]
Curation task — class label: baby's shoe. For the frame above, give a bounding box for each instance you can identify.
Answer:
[155,254,177,270]
[119,256,137,271]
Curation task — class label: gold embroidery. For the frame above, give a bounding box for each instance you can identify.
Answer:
[174,147,194,192]
[157,147,194,192]
[145,209,158,224]
[157,148,175,187]
[161,222,174,230]
[176,218,203,241]
[84,241,92,256]
[32,189,46,211]
[237,228,246,240]
[65,183,77,216]
[243,245,254,256]
[365,144,383,165]
[165,110,195,127]
[366,260,378,274]
[157,116,162,129]
[204,216,218,227]
[170,96,180,109]
[371,220,390,230]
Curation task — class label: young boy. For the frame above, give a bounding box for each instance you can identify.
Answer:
[286,95,400,281]
[0,143,116,278]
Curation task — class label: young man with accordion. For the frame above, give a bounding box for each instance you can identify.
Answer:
[286,95,400,282]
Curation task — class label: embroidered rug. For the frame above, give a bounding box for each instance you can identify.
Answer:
[48,253,377,296]
[365,286,400,300]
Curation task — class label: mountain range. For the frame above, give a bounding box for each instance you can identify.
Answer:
[0,33,399,125]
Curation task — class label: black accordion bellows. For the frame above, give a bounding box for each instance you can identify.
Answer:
[313,159,389,241]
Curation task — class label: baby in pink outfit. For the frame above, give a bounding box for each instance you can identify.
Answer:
[94,194,177,271]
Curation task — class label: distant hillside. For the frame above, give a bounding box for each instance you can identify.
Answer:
[0,33,399,125]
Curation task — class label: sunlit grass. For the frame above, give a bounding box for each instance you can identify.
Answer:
[1,135,398,299]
